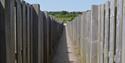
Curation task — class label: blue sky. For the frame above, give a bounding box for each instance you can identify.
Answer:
[25,0,105,11]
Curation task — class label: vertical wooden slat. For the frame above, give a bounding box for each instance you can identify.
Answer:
[16,0,23,63]
[43,12,47,63]
[104,2,110,63]
[5,0,16,63]
[115,0,123,63]
[100,4,105,63]
[38,11,44,63]
[97,5,101,63]
[30,5,33,63]
[109,0,117,63]
[45,13,50,63]
[122,0,125,63]
[87,10,91,63]
[90,5,98,63]
[26,4,31,63]
[22,1,27,63]
[32,4,40,63]
[80,12,86,63]
[0,0,6,63]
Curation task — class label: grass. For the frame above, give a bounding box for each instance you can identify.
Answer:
[48,11,82,23]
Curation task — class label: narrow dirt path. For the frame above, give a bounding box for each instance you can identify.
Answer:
[52,26,80,63]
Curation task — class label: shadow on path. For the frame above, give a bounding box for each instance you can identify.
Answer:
[52,27,70,63]
[52,26,80,63]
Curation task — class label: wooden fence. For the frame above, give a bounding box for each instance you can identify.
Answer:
[0,0,64,63]
[66,0,125,63]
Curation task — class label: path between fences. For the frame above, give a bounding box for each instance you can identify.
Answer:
[52,26,80,63]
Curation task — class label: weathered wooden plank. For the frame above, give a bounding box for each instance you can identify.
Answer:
[122,0,125,63]
[86,10,91,63]
[90,5,98,63]
[76,16,80,47]
[38,11,44,63]
[74,19,77,44]
[16,0,23,63]
[73,19,77,43]
[109,0,117,63]
[97,5,101,63]
[30,5,33,63]
[100,4,105,63]
[70,22,73,39]
[42,12,48,63]
[45,12,50,63]
[85,10,91,63]
[104,2,110,63]
[32,4,40,63]
[72,21,74,39]
[26,4,31,63]
[14,5,17,63]
[5,0,16,63]
[115,0,123,63]
[0,0,6,63]
[0,0,5,7]
[22,1,27,63]
[80,12,86,63]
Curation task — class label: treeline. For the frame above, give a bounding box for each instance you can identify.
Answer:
[48,11,82,23]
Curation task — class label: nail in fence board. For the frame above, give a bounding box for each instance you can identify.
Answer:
[109,0,117,63]
[115,0,123,63]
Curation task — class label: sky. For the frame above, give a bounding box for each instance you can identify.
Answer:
[25,0,105,11]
